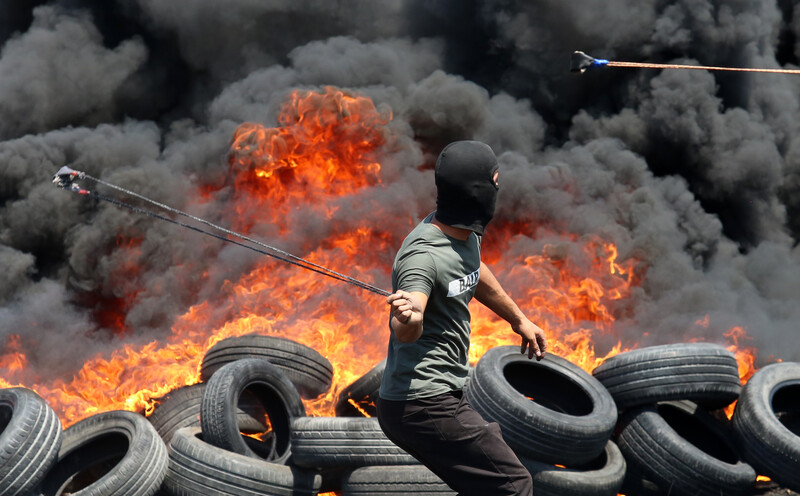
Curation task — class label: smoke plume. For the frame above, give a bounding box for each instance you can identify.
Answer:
[2,0,800,389]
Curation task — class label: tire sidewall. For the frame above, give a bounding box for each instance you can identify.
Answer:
[732,362,800,488]
[201,358,305,463]
[467,346,617,464]
[41,410,166,496]
[618,401,755,495]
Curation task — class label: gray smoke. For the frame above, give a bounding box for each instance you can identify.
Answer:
[2,0,800,388]
[0,6,147,139]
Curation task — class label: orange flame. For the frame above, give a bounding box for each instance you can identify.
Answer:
[0,334,28,373]
[722,325,760,419]
[226,86,389,233]
[469,235,641,370]
[0,87,763,432]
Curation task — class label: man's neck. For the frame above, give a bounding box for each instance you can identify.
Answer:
[432,214,472,241]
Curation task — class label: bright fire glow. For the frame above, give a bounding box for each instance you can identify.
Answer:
[0,86,763,432]
[722,325,761,419]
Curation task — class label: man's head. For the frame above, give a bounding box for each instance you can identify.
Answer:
[434,140,499,235]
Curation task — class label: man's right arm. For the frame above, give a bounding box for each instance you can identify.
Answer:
[387,290,428,343]
[388,248,433,343]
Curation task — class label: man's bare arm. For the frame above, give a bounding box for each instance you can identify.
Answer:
[387,290,429,343]
[475,261,547,360]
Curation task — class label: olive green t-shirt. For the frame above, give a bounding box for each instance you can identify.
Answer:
[379,213,481,401]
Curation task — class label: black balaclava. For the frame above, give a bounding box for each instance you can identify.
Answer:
[434,140,499,235]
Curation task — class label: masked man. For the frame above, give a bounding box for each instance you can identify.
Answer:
[377,140,547,496]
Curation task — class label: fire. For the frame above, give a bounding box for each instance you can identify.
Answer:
[226,86,389,233]
[0,334,28,374]
[469,235,641,370]
[722,325,761,419]
[0,86,765,433]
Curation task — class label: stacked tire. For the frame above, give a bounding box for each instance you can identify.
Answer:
[153,333,431,496]
[592,343,757,496]
[731,362,800,493]
[0,388,63,495]
[465,345,625,496]
[6,337,799,495]
[158,336,328,495]
[39,409,168,496]
[0,387,169,496]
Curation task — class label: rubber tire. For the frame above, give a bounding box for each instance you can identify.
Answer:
[464,346,617,465]
[290,416,418,468]
[341,465,456,495]
[592,342,741,411]
[518,440,626,496]
[616,400,756,496]
[39,410,167,496]
[201,357,305,464]
[334,359,385,417]
[163,426,321,496]
[732,361,800,492]
[0,387,62,496]
[200,334,333,399]
[619,463,665,496]
[147,383,267,445]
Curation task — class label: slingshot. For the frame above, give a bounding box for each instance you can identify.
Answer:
[53,166,391,297]
[571,50,800,75]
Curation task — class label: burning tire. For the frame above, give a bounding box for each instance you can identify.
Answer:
[616,400,756,496]
[0,387,62,496]
[732,361,800,492]
[464,346,617,465]
[591,342,741,411]
[290,416,418,468]
[163,426,321,496]
[38,410,167,496]
[518,440,626,496]
[341,465,455,495]
[334,359,385,417]
[201,357,305,464]
[200,334,334,399]
[147,383,268,444]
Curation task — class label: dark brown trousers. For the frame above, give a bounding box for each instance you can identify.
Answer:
[377,390,533,496]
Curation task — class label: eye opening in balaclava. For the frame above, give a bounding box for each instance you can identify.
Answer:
[434,140,499,235]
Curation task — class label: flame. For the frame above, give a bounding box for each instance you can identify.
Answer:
[0,87,765,433]
[725,326,759,383]
[722,325,760,419]
[0,334,28,373]
[469,235,641,370]
[347,398,373,418]
[226,86,389,234]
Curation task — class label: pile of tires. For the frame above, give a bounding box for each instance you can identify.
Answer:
[463,343,800,496]
[152,334,431,496]
[3,336,799,496]
[0,387,169,496]
[591,342,800,496]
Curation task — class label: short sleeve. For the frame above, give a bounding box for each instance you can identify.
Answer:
[394,249,436,296]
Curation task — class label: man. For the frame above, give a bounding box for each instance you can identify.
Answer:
[377,140,547,496]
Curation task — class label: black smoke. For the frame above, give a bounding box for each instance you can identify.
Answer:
[2,0,800,385]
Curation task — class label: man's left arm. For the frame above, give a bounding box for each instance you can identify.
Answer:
[474,261,547,360]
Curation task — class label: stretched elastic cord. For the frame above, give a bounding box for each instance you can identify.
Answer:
[57,169,391,297]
